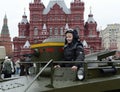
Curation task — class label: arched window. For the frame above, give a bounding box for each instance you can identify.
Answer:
[89,30,93,37]
[21,30,25,36]
[60,27,64,35]
[20,30,25,38]
[49,28,52,36]
[54,27,58,35]
[34,27,38,36]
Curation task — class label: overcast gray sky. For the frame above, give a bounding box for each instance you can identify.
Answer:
[0,0,120,39]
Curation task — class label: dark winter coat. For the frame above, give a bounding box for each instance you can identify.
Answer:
[2,59,13,74]
[57,29,85,68]
[62,41,85,68]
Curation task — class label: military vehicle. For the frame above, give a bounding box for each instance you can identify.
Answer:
[0,37,120,92]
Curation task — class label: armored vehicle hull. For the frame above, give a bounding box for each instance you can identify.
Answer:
[1,38,120,92]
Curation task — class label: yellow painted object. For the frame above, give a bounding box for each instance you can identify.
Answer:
[31,42,64,61]
[31,42,64,49]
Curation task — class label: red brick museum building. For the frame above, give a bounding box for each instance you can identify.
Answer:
[13,0,102,57]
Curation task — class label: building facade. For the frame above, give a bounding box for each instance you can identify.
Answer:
[100,24,120,50]
[13,0,102,57]
[0,15,12,56]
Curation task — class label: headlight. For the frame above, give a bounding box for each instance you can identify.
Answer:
[77,68,85,81]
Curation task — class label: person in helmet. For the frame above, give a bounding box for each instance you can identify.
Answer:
[55,29,85,71]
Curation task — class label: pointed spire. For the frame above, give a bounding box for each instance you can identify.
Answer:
[87,6,96,23]
[90,6,92,14]
[4,14,7,19]
[4,14,7,25]
[83,40,88,48]
[23,40,30,48]
[88,6,93,17]
[1,14,10,35]
[42,23,47,35]
[65,23,69,30]
[74,0,80,3]
[34,0,41,3]
[43,23,47,31]
[24,8,26,16]
[21,9,28,24]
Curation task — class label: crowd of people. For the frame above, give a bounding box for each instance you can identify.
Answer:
[1,55,32,78]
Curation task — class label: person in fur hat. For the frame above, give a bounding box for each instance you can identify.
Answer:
[55,29,85,71]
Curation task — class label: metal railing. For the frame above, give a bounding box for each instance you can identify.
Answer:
[24,59,53,92]
[23,59,120,92]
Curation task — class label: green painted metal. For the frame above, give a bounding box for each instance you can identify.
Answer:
[31,37,64,61]
[44,76,120,92]
[38,46,64,61]
[11,38,120,92]
[40,67,120,92]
